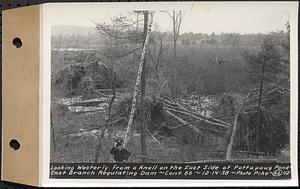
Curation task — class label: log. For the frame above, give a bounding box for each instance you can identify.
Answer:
[176,102,231,126]
[167,104,231,127]
[69,100,106,107]
[165,110,201,134]
[159,97,176,106]
[73,108,108,114]
[166,109,224,136]
[165,107,228,129]
[170,120,225,136]
[163,99,231,127]
[95,91,108,97]
[233,150,266,155]
[95,88,129,92]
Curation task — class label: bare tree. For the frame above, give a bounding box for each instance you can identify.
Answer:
[94,15,143,162]
[155,36,164,93]
[161,10,183,99]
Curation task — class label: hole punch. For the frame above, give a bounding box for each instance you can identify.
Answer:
[9,139,20,150]
[12,37,22,48]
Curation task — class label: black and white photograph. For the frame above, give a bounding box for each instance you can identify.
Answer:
[46,2,297,182]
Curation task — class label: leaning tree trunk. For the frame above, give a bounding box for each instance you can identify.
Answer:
[50,112,56,154]
[226,111,240,160]
[123,12,154,147]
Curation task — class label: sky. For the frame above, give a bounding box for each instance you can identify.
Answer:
[45,2,295,34]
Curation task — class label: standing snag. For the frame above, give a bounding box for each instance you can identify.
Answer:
[123,12,154,147]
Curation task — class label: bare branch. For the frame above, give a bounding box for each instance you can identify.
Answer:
[159,10,173,19]
[145,128,160,144]
[97,47,142,59]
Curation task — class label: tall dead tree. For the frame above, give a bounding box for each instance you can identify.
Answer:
[159,10,183,98]
[155,36,164,95]
[124,12,154,150]
[166,10,183,99]
[140,11,149,162]
[256,58,265,152]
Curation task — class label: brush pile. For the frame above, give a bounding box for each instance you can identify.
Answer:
[52,60,123,98]
[217,83,289,156]
[115,95,230,145]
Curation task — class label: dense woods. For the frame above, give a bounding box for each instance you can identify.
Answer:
[50,11,290,163]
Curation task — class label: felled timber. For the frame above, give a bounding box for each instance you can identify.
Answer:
[162,97,231,127]
[72,108,107,114]
[165,110,201,134]
[165,107,228,130]
[166,109,226,137]
[170,120,204,129]
[69,100,106,107]
[96,88,129,92]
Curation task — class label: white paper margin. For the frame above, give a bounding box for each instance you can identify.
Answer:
[40,2,299,187]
